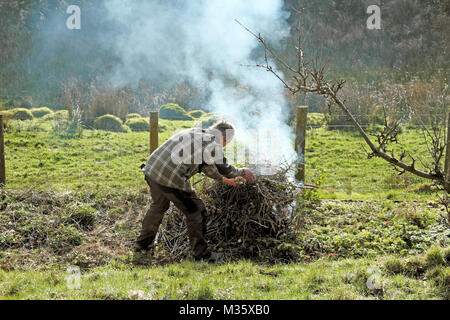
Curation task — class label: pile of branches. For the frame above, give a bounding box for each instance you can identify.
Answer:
[157,170,304,262]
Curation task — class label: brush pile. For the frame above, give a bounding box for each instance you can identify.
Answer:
[157,170,304,262]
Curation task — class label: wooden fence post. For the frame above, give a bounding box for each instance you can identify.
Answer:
[149,111,159,154]
[445,110,450,183]
[295,106,308,182]
[0,115,6,186]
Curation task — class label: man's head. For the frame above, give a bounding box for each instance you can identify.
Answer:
[208,120,235,147]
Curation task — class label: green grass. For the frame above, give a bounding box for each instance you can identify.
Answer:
[3,118,441,200]
[1,115,449,300]
[296,200,450,258]
[4,118,196,191]
[306,127,439,200]
[0,187,448,300]
[1,253,448,300]
[2,189,446,269]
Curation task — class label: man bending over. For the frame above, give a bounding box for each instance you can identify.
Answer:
[136,121,255,263]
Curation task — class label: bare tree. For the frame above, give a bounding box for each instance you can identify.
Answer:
[236,19,450,195]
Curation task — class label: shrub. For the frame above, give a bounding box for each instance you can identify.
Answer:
[370,105,386,125]
[63,205,98,230]
[0,111,13,127]
[125,118,149,132]
[403,255,426,277]
[159,103,193,120]
[444,247,450,265]
[426,267,444,284]
[31,107,53,118]
[189,110,206,118]
[384,257,404,275]
[307,113,326,127]
[50,224,84,248]
[156,123,168,133]
[425,246,445,268]
[11,108,33,120]
[126,113,142,120]
[94,114,125,132]
[44,110,69,120]
[49,105,67,111]
[444,268,450,288]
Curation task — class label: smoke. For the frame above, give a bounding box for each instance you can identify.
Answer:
[103,0,296,169]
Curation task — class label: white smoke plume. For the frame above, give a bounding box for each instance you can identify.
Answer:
[105,0,297,170]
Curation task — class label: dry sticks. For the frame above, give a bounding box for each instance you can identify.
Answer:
[157,169,303,262]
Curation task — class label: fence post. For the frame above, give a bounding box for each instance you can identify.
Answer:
[295,106,308,182]
[149,111,159,154]
[0,115,5,186]
[445,110,450,183]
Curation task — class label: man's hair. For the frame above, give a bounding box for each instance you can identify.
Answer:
[209,120,235,143]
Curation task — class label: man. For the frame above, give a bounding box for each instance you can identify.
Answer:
[135,120,255,263]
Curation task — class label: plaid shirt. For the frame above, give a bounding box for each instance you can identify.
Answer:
[142,128,241,192]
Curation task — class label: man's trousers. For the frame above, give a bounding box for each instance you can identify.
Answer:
[136,176,210,259]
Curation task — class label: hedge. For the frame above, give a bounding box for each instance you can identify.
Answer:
[11,108,34,120]
[43,110,69,120]
[159,103,193,120]
[189,110,207,118]
[126,113,142,120]
[125,118,149,132]
[31,107,53,118]
[0,111,13,126]
[93,114,125,132]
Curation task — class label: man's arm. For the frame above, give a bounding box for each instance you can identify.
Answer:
[201,164,226,181]
[201,164,243,187]
[215,156,243,179]
[202,138,243,178]
[202,139,255,183]
[202,158,255,185]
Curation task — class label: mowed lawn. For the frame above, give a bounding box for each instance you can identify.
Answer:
[4,117,439,200]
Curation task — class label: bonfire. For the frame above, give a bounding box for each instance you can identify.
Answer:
[157,168,307,262]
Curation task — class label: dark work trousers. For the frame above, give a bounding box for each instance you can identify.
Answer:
[136,176,210,259]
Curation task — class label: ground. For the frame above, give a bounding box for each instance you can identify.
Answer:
[0,114,449,299]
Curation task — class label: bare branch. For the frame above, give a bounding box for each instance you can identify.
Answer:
[235,18,450,192]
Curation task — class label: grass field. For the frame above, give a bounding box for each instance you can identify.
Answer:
[1,114,449,300]
[3,115,439,200]
[1,252,449,300]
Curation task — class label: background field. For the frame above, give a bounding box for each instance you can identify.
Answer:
[3,115,441,200]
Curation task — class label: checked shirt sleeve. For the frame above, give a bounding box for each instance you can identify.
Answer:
[215,156,242,179]
[200,132,242,180]
[200,165,223,181]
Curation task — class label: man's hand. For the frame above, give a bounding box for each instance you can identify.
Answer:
[240,168,256,184]
[223,177,238,187]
